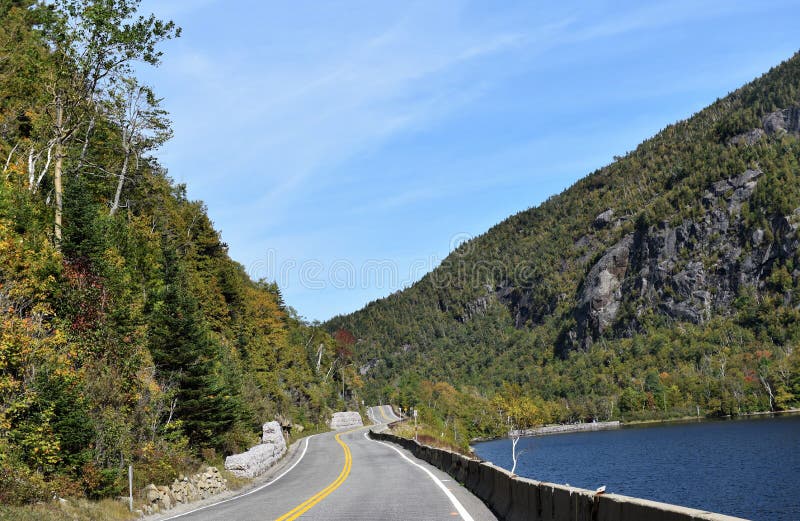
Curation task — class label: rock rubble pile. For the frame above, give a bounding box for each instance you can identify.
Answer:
[141,466,227,515]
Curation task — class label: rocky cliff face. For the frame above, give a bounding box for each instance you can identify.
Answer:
[762,107,800,136]
[327,55,800,404]
[572,167,800,348]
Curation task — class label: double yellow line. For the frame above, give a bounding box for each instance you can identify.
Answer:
[274,428,360,521]
[378,406,390,421]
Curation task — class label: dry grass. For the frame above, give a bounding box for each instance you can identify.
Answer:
[0,498,136,521]
[389,422,473,456]
[218,467,250,491]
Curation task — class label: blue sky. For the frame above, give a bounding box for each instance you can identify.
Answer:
[137,0,800,322]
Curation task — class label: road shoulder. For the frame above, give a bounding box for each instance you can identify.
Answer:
[145,433,313,520]
[367,431,498,521]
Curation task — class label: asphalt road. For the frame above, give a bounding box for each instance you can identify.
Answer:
[162,406,497,521]
[367,403,402,423]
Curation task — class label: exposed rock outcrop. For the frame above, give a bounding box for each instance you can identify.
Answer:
[762,107,800,136]
[328,411,363,430]
[359,358,380,375]
[575,234,633,343]
[730,107,800,145]
[572,168,800,346]
[729,128,765,146]
[224,420,287,478]
[593,208,615,228]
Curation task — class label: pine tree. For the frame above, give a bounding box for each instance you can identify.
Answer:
[148,252,238,448]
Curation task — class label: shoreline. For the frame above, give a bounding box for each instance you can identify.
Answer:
[621,407,800,427]
[471,407,800,445]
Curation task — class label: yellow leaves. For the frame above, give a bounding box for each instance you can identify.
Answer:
[492,383,546,430]
[0,366,21,386]
[16,406,62,470]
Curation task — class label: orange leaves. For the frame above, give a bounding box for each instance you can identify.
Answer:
[334,329,356,360]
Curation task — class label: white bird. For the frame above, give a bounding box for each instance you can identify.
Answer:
[596,485,606,495]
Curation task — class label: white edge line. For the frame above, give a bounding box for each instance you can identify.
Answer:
[365,432,475,521]
[161,435,313,520]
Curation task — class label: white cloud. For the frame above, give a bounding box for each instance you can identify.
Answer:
[152,2,538,223]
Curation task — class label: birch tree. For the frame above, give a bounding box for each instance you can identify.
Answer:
[39,0,179,243]
[104,76,171,215]
[492,384,544,476]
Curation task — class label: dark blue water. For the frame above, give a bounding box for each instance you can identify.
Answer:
[473,415,799,521]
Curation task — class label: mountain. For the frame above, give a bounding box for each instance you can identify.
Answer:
[327,52,800,425]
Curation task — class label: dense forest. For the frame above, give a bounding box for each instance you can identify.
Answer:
[328,51,800,447]
[0,0,361,505]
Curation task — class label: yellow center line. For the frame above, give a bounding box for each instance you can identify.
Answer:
[274,427,363,521]
[378,405,390,421]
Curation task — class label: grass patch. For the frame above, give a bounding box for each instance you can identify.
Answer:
[390,421,473,456]
[0,498,135,521]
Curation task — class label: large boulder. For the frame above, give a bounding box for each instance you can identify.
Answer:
[328,411,363,430]
[262,421,286,452]
[593,208,615,228]
[224,443,283,479]
[224,421,287,478]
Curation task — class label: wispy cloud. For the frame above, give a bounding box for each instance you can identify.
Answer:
[154,2,539,224]
[136,0,800,319]
[564,0,769,44]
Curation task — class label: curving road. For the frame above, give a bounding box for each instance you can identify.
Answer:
[159,406,497,521]
[367,404,403,424]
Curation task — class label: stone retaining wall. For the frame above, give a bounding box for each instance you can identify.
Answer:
[141,466,227,516]
[368,430,747,521]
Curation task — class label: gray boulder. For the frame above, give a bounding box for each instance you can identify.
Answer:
[262,420,286,451]
[224,421,287,478]
[328,411,363,430]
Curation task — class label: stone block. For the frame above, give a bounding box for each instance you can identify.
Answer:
[328,411,363,430]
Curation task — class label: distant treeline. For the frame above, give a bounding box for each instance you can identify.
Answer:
[328,51,800,448]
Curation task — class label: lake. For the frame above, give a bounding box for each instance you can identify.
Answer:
[472,414,799,521]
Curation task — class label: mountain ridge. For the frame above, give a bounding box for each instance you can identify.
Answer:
[326,51,800,422]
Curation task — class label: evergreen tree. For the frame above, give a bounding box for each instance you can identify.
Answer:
[148,252,238,448]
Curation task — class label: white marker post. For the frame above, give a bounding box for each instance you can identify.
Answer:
[413,409,418,442]
[128,465,133,512]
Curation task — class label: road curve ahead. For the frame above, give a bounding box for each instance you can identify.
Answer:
[162,407,497,521]
[367,404,402,424]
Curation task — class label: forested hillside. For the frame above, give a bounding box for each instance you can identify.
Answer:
[0,0,359,504]
[328,52,800,441]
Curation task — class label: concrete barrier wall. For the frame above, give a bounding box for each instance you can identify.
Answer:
[368,430,748,521]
